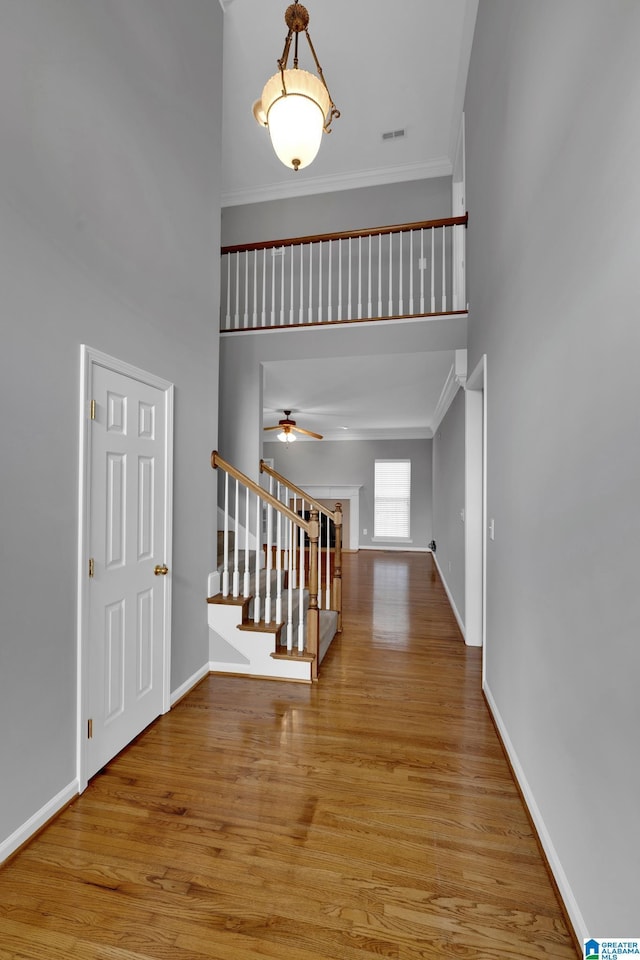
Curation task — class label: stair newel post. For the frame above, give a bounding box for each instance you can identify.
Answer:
[317,509,324,610]
[287,517,294,651]
[307,509,320,680]
[253,491,261,623]
[333,503,343,633]
[265,476,273,623]
[275,481,283,624]
[222,470,230,597]
[324,513,331,610]
[298,501,305,651]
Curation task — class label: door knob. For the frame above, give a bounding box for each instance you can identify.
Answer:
[154,564,169,576]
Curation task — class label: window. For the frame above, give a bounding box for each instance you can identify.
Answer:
[374,460,411,539]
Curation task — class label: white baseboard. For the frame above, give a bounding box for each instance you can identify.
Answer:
[483,681,587,944]
[358,545,431,553]
[170,662,211,707]
[0,779,78,864]
[432,552,466,639]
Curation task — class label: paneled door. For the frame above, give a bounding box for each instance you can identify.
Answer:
[79,349,173,784]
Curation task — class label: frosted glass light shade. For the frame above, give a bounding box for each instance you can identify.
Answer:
[278,429,296,443]
[258,68,330,171]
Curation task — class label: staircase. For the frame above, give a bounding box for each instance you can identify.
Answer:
[207,453,342,683]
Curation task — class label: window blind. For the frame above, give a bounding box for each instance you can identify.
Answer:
[374,460,411,538]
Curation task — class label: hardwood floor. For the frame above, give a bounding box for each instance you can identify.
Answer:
[0,551,578,959]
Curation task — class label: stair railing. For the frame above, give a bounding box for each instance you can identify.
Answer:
[221,214,468,332]
[260,459,342,633]
[211,451,320,676]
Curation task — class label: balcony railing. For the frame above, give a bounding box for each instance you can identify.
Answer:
[220,214,467,332]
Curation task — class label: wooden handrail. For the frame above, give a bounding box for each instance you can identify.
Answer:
[211,451,310,534]
[221,214,468,256]
[260,460,339,524]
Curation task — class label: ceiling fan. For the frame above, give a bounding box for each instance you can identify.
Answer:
[263,410,323,443]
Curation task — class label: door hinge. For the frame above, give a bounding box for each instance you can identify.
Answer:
[89,557,95,578]
[90,399,96,421]
[87,718,93,739]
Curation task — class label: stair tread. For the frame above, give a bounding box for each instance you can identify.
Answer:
[271,649,316,663]
[237,620,283,634]
[207,593,251,607]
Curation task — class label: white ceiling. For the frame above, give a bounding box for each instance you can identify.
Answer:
[262,350,458,442]
[220,0,477,441]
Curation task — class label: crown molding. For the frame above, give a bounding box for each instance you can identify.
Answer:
[221,157,453,208]
[430,349,467,436]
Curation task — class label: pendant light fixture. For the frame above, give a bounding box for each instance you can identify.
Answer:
[253,3,340,172]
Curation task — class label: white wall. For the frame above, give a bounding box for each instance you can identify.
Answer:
[432,388,466,625]
[0,0,222,851]
[265,438,433,551]
[219,317,468,482]
[221,177,452,246]
[465,0,640,935]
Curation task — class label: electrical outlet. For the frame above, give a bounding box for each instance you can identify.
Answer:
[363,528,367,536]
[489,518,495,541]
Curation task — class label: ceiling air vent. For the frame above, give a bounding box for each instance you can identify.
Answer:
[382,128,406,142]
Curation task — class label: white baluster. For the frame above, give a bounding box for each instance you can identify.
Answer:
[282,485,290,572]
[430,228,436,313]
[442,225,447,312]
[280,247,285,326]
[225,253,231,330]
[252,250,258,327]
[368,235,372,318]
[244,250,249,328]
[358,236,362,319]
[234,253,240,329]
[232,478,240,597]
[388,232,393,316]
[262,248,267,327]
[308,242,313,323]
[243,488,251,597]
[318,241,323,323]
[347,236,352,320]
[398,231,404,316]
[420,229,425,314]
[378,234,383,316]
[222,471,230,597]
[327,239,332,322]
[299,243,304,324]
[289,245,294,325]
[338,238,342,320]
[291,497,298,590]
[270,247,276,327]
[409,231,414,316]
[254,493,261,623]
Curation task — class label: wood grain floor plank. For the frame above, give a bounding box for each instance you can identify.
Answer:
[0,552,578,959]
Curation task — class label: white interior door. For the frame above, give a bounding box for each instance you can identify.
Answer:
[78,348,173,784]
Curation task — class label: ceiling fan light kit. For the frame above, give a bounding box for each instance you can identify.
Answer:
[264,410,323,442]
[252,3,340,172]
